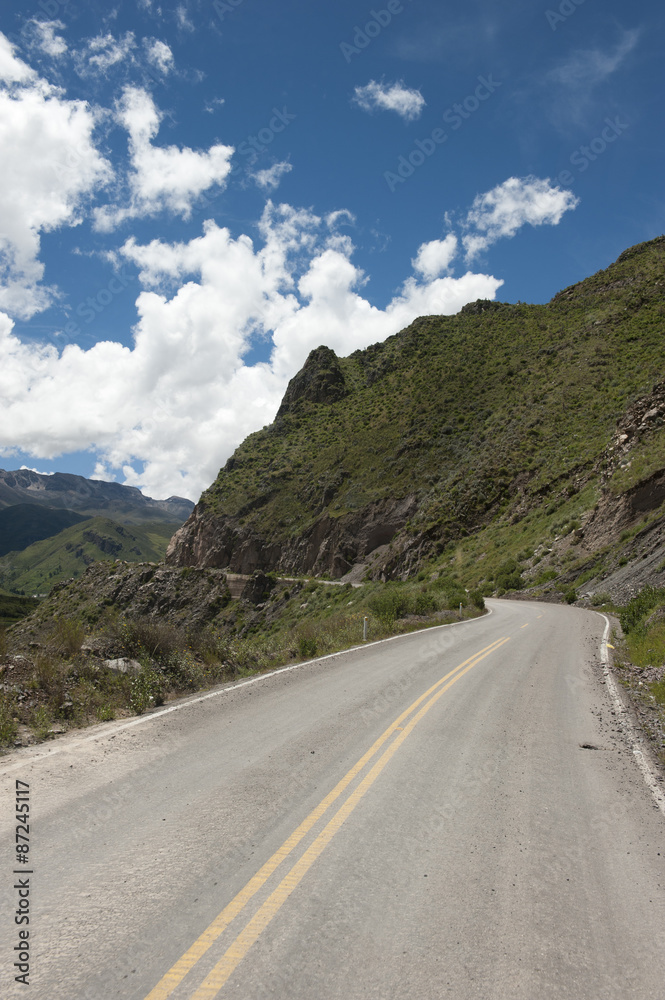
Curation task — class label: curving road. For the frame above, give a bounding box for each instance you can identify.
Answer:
[1,599,664,999]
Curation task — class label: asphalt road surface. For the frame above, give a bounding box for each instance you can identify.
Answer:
[1,599,664,999]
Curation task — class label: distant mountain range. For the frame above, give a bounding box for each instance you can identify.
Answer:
[0,469,194,524]
[0,470,195,595]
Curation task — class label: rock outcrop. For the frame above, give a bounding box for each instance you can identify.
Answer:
[276,345,348,418]
[165,494,418,579]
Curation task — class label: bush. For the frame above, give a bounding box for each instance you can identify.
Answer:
[0,699,18,746]
[367,589,413,623]
[494,558,523,592]
[652,677,665,705]
[620,586,665,634]
[30,705,51,741]
[298,635,318,658]
[114,618,183,663]
[563,586,577,604]
[469,589,485,610]
[130,665,165,714]
[414,592,438,615]
[49,617,84,657]
[163,650,210,690]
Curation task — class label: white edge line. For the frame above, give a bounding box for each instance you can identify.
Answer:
[597,612,665,817]
[0,607,494,775]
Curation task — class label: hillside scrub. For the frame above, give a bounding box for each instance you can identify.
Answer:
[184,237,665,585]
[0,577,485,752]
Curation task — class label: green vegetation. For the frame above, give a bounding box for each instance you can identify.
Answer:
[0,572,485,751]
[0,503,88,557]
[0,591,40,627]
[199,237,665,582]
[619,586,665,635]
[616,586,665,732]
[0,517,178,594]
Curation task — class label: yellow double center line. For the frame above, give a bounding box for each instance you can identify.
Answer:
[145,635,510,1000]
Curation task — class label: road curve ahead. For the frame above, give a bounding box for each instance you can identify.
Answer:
[1,599,664,999]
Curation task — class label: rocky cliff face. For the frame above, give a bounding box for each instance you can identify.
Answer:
[165,494,418,579]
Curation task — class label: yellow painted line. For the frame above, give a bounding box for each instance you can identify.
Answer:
[186,637,511,999]
[536,614,543,619]
[520,623,529,629]
[144,637,508,1000]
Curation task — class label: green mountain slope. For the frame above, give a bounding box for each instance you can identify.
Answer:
[166,236,665,591]
[0,590,40,627]
[0,518,178,595]
[0,503,88,557]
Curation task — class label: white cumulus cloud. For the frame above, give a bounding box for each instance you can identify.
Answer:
[412,235,458,280]
[462,176,579,260]
[352,80,425,121]
[93,86,234,230]
[253,161,293,192]
[0,33,36,83]
[28,20,68,58]
[0,36,112,318]
[76,32,137,75]
[0,204,502,500]
[144,38,174,74]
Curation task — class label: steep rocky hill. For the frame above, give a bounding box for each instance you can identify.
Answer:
[166,236,665,600]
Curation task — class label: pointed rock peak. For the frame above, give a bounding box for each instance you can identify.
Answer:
[276,345,348,418]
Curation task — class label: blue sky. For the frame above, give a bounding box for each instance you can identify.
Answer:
[0,0,662,500]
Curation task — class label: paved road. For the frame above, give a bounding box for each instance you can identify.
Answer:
[1,599,664,999]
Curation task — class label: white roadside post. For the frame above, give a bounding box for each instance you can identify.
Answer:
[363,616,368,642]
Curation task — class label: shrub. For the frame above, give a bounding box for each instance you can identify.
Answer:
[620,587,665,634]
[49,617,84,657]
[367,589,413,622]
[163,650,209,690]
[652,678,665,706]
[298,635,318,658]
[469,589,485,611]
[494,559,523,592]
[414,592,437,616]
[0,699,18,746]
[114,618,183,663]
[130,665,165,714]
[563,586,577,604]
[30,705,51,741]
